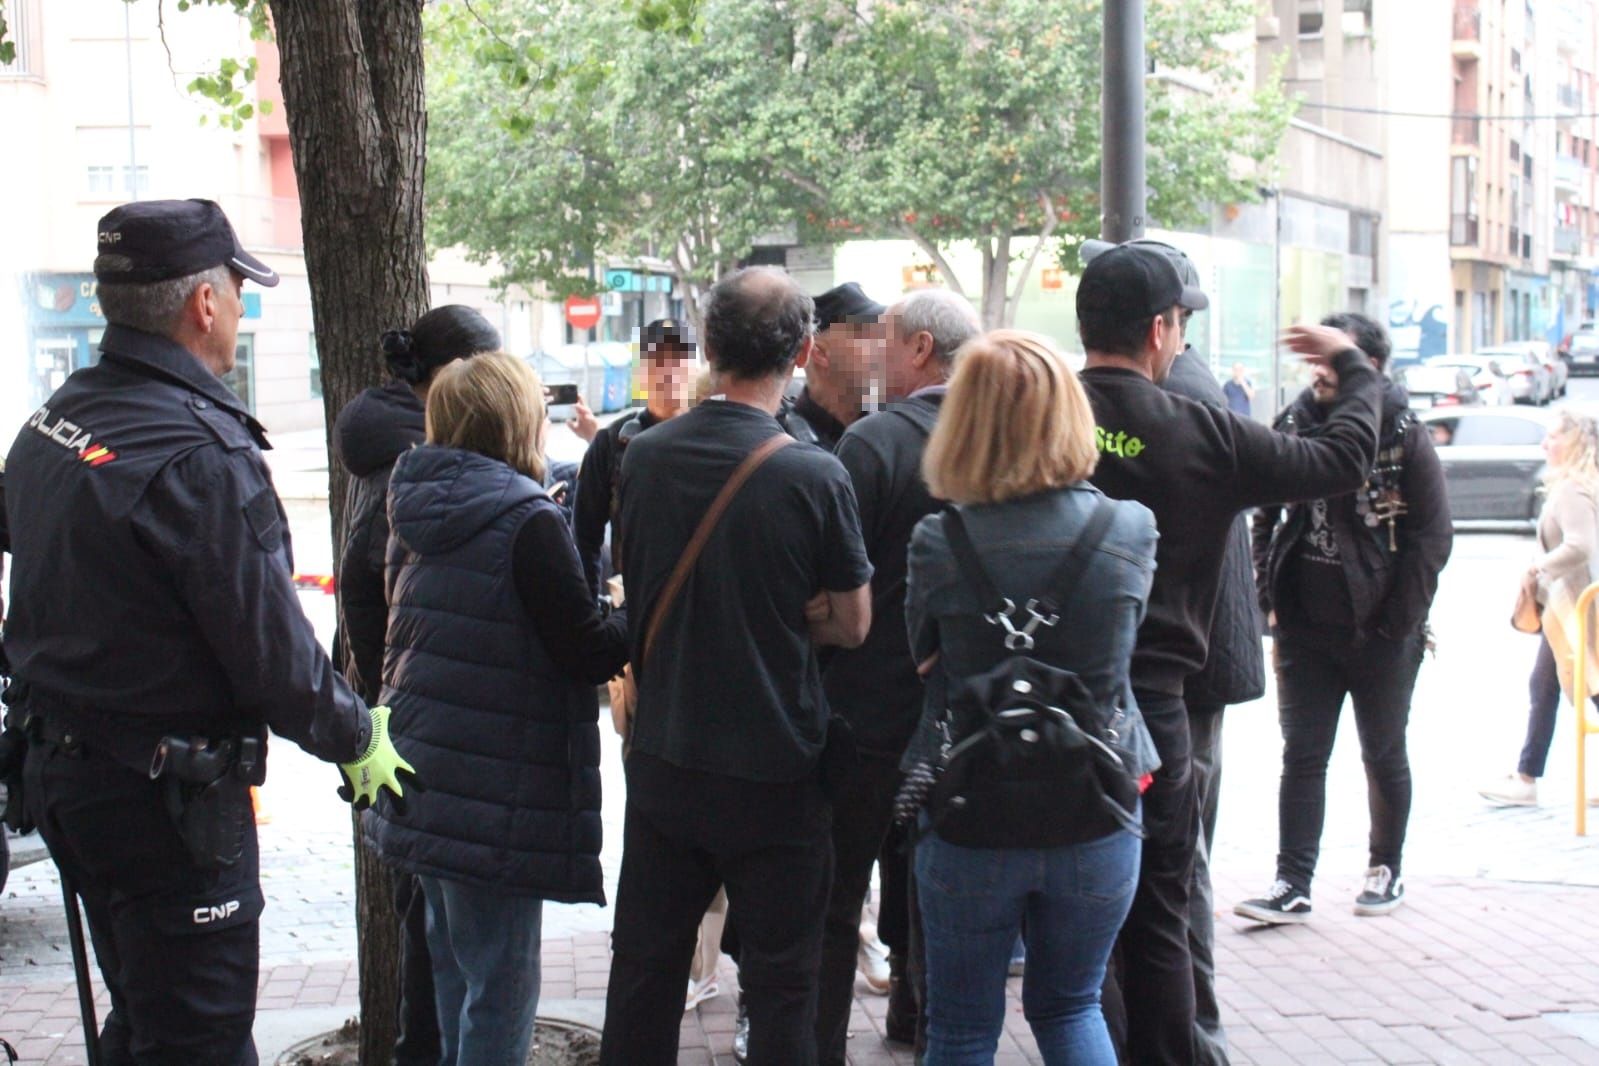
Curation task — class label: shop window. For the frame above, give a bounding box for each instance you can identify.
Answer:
[223,334,255,414]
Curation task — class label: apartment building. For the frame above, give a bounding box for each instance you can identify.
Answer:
[1550,0,1599,337]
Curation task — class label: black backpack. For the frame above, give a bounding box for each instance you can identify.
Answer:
[925,499,1144,850]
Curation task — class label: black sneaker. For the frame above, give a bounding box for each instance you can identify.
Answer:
[1233,879,1312,925]
[1354,864,1405,916]
[732,993,749,1064]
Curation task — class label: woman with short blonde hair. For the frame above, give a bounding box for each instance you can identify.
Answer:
[902,330,1159,1064]
[1483,408,1599,807]
[924,330,1098,504]
[369,351,630,1065]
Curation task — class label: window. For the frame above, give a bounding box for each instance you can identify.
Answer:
[85,164,149,198]
[1,0,35,76]
[1298,0,1323,36]
[223,334,255,414]
[78,128,152,200]
[308,333,322,399]
[1451,413,1546,447]
[1451,157,1479,245]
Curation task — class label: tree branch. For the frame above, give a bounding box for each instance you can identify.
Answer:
[898,223,966,300]
[1008,192,1060,310]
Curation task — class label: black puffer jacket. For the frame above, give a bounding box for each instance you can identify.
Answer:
[1253,380,1453,644]
[366,445,604,902]
[1161,349,1266,708]
[333,381,425,702]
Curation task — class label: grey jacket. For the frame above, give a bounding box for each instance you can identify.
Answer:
[903,483,1161,779]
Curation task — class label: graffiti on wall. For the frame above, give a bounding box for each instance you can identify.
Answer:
[1388,299,1448,359]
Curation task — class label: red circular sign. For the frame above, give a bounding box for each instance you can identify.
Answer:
[564,295,602,331]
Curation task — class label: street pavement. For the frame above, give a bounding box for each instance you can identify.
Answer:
[3,401,1599,1062]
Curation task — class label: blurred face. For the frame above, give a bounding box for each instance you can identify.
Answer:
[1544,427,1571,467]
[642,344,696,417]
[878,311,928,399]
[1150,307,1184,383]
[195,270,245,376]
[1310,362,1339,404]
[816,319,886,411]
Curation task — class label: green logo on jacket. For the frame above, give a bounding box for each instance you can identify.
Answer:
[1096,426,1145,459]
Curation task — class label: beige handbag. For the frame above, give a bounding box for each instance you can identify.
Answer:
[606,434,794,747]
[1512,571,1543,635]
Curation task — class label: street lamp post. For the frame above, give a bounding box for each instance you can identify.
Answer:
[1101,0,1146,243]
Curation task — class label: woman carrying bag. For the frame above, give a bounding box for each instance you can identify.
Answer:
[1482,409,1599,808]
[897,331,1159,1065]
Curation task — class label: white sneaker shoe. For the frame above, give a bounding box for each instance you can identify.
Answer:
[858,925,892,994]
[1478,774,1537,807]
[685,975,720,1011]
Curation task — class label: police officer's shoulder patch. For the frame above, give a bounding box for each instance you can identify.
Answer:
[243,486,283,553]
[190,397,255,453]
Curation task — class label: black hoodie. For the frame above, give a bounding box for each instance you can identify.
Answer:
[334,380,425,701]
[1252,379,1453,644]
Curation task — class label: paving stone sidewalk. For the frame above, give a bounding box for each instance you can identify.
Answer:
[2,869,1598,1064]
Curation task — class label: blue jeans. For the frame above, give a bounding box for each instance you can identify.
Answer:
[418,875,543,1066]
[915,819,1141,1066]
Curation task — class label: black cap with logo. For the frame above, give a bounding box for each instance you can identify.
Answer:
[93,198,280,288]
[1076,242,1207,325]
[640,318,695,356]
[812,282,886,331]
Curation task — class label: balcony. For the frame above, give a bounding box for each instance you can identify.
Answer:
[1452,214,1480,247]
[1453,6,1482,60]
[1557,153,1584,191]
[1453,116,1481,147]
[1561,84,1583,113]
[1556,225,1582,258]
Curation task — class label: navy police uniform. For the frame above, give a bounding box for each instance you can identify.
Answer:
[2,200,370,1065]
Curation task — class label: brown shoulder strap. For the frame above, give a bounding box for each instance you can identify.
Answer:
[641,433,795,665]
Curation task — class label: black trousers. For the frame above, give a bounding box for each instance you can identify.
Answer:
[389,865,441,1066]
[1102,690,1199,1066]
[1275,627,1423,889]
[600,753,832,1066]
[24,739,261,1066]
[815,754,902,1066]
[1186,703,1229,1066]
[1520,634,1599,778]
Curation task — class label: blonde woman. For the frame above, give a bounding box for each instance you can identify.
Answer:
[901,331,1158,1065]
[1482,409,1599,807]
[366,352,629,1066]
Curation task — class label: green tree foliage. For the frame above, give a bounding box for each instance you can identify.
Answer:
[428,0,1289,326]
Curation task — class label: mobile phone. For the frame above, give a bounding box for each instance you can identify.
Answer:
[547,383,580,406]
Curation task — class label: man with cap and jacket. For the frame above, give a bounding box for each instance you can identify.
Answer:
[574,318,698,599]
[1080,239,1266,1065]
[2,198,414,1064]
[782,282,885,449]
[1075,242,1380,1064]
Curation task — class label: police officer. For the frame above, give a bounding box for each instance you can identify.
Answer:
[2,199,414,1065]
[572,318,697,599]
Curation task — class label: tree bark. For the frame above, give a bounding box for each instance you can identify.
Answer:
[266,1,430,1061]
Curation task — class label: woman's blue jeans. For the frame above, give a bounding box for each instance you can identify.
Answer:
[418,874,544,1066]
[915,819,1141,1066]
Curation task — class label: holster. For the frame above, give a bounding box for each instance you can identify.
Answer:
[151,735,264,871]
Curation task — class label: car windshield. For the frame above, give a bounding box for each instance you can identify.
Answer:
[1403,367,1465,393]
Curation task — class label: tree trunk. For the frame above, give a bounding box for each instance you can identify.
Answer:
[267,2,430,1061]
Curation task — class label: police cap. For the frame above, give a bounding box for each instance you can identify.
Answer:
[812,282,885,331]
[641,318,696,358]
[94,198,281,288]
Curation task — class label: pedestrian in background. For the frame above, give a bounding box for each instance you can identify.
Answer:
[3,199,411,1062]
[332,303,500,1066]
[1237,311,1452,925]
[903,329,1157,1064]
[1076,243,1381,1064]
[1481,409,1599,807]
[814,288,980,1066]
[367,351,629,1066]
[1224,363,1255,417]
[600,267,873,1066]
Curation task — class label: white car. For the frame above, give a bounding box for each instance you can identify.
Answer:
[1425,355,1516,406]
[1475,347,1552,404]
[1502,340,1567,399]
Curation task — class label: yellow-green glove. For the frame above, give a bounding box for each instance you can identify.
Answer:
[338,705,421,816]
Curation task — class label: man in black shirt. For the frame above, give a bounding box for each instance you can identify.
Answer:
[573,318,697,598]
[814,288,980,1065]
[600,267,874,1066]
[783,282,884,449]
[1076,243,1381,1064]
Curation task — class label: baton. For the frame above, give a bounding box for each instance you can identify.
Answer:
[59,872,100,1066]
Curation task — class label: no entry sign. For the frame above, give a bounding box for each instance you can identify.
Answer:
[564,295,602,332]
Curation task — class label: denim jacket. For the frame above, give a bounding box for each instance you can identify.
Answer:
[902,483,1161,780]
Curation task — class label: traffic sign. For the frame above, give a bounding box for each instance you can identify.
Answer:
[564,295,602,331]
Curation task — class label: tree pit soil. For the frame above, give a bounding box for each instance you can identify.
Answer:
[280,1018,600,1066]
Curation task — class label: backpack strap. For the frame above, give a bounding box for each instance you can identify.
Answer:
[941,495,1119,645]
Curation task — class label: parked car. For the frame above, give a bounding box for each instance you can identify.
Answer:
[1475,346,1552,404]
[1424,355,1516,406]
[1569,330,1599,375]
[1503,340,1567,398]
[1420,406,1553,523]
[1400,365,1482,410]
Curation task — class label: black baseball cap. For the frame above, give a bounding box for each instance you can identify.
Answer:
[640,318,695,356]
[813,282,885,330]
[93,198,280,288]
[1076,242,1208,323]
